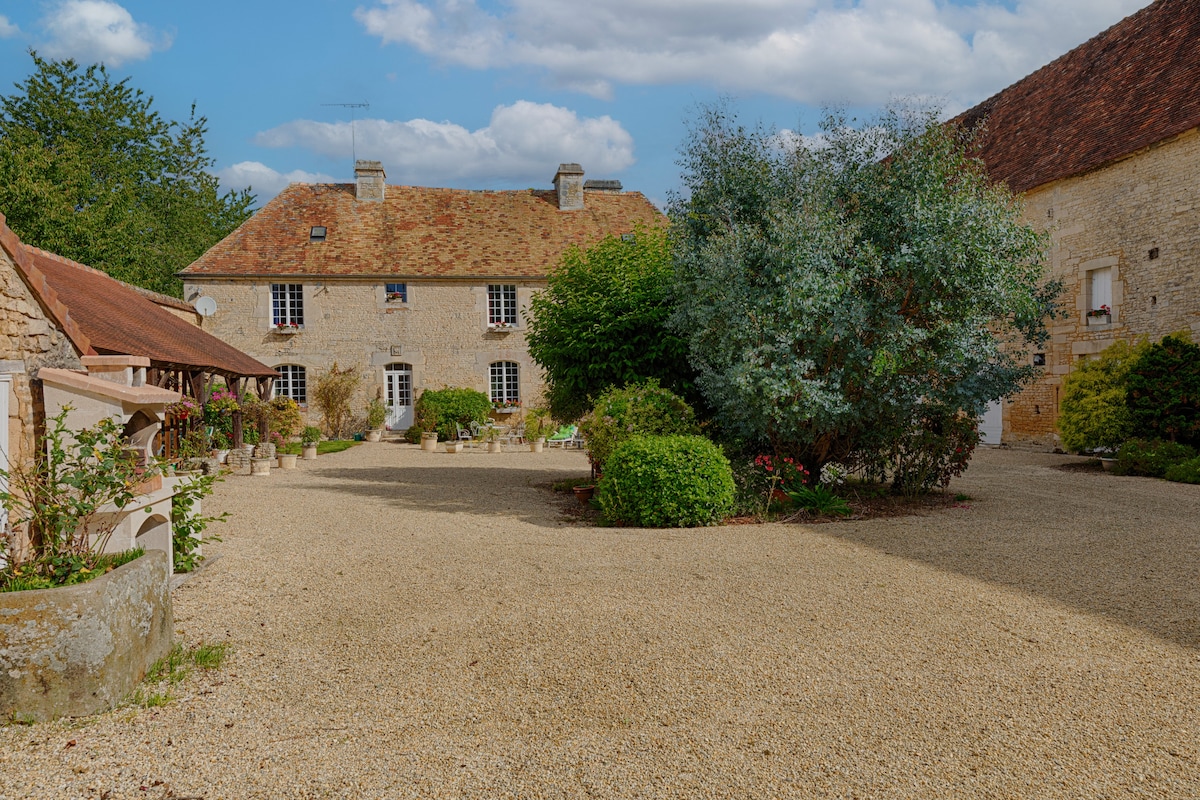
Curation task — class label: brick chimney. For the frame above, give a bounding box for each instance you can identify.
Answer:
[355,160,386,202]
[553,163,584,211]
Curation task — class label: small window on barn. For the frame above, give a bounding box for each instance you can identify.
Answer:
[385,283,407,303]
[310,226,327,242]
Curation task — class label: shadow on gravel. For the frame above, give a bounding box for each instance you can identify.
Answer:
[305,465,585,529]
[817,474,1200,651]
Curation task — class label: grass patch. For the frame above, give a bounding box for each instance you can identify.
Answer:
[280,440,359,456]
[130,641,230,709]
[551,476,594,493]
[1,548,144,593]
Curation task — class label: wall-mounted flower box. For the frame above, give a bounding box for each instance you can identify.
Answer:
[487,323,515,333]
[1086,314,1111,326]
[273,324,302,334]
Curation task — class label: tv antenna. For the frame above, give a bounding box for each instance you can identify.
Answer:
[322,101,370,165]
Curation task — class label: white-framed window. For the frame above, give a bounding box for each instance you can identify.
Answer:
[385,282,407,303]
[274,364,307,404]
[488,284,517,326]
[490,361,519,405]
[1088,267,1112,316]
[271,283,304,328]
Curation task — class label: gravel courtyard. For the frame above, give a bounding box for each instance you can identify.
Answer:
[1,443,1197,799]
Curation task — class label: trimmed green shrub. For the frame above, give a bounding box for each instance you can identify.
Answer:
[404,424,424,444]
[581,381,698,471]
[414,388,491,441]
[1112,438,1197,478]
[1164,456,1200,485]
[1127,334,1200,447]
[1058,339,1149,453]
[597,435,734,528]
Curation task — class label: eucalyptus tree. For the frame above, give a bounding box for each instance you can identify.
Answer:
[670,104,1059,486]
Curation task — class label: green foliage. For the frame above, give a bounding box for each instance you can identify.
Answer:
[580,381,698,471]
[312,362,361,439]
[597,435,735,528]
[1112,438,1197,478]
[269,397,303,444]
[0,407,156,588]
[366,397,388,430]
[524,407,551,440]
[133,641,229,708]
[301,426,322,446]
[1127,334,1200,447]
[0,548,143,593]
[525,223,695,420]
[171,472,228,574]
[404,424,424,444]
[203,388,239,450]
[414,388,492,441]
[1058,339,1150,453]
[0,53,253,297]
[669,102,1057,478]
[786,484,852,517]
[1164,456,1200,484]
[877,409,981,496]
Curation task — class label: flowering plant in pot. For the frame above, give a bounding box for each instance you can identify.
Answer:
[1087,305,1111,318]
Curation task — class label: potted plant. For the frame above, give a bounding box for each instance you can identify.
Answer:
[300,426,321,460]
[525,408,550,452]
[1087,304,1112,325]
[481,425,504,453]
[365,398,387,442]
[273,320,301,333]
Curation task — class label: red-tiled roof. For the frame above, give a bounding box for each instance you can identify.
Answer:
[0,215,93,356]
[182,184,664,278]
[21,245,276,379]
[957,0,1200,194]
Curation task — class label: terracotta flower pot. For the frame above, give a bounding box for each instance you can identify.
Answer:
[573,485,595,504]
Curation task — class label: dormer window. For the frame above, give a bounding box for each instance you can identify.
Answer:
[309,226,327,243]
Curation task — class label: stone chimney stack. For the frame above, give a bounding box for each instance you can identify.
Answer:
[553,163,585,211]
[355,160,386,202]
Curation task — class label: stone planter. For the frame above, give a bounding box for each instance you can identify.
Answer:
[0,551,173,722]
[301,444,318,460]
[225,447,252,473]
[253,442,276,460]
[250,457,272,476]
[529,437,545,453]
[277,453,299,469]
[215,449,229,464]
[365,429,383,443]
[487,440,502,453]
[420,432,439,452]
[445,441,463,453]
[240,443,256,457]
[1086,314,1111,326]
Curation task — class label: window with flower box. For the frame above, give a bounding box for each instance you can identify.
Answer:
[274,365,307,404]
[271,283,304,329]
[488,284,517,327]
[385,282,407,303]
[490,361,519,407]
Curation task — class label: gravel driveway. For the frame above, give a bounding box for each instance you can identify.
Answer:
[1,442,1197,799]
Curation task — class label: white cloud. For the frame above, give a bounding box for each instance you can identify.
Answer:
[353,0,1149,105]
[253,101,635,186]
[40,0,170,66]
[0,15,20,38]
[216,162,337,201]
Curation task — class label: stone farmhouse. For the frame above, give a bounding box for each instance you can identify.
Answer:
[181,163,663,430]
[959,0,1200,446]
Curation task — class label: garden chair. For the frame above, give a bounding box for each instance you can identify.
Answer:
[546,424,577,448]
[456,424,476,449]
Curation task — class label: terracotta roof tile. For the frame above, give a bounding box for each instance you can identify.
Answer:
[182,184,664,278]
[22,245,276,379]
[956,0,1200,193]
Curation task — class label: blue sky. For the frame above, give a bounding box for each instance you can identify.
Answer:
[0,0,1151,209]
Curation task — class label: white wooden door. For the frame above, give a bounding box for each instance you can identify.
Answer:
[385,364,413,430]
[979,399,1003,445]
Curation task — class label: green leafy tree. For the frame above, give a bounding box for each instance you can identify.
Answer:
[0,52,254,296]
[669,103,1058,483]
[1057,339,1149,453]
[1127,333,1200,446]
[525,223,694,421]
[312,363,361,439]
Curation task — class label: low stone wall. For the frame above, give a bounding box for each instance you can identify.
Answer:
[0,550,174,721]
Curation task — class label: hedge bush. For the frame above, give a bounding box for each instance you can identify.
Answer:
[1164,456,1200,485]
[597,435,734,528]
[414,388,491,441]
[1057,339,1148,453]
[580,381,698,471]
[1112,438,1197,478]
[1127,334,1200,447]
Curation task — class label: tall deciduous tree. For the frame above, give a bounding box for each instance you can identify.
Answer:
[525,223,695,421]
[0,52,254,297]
[670,103,1059,481]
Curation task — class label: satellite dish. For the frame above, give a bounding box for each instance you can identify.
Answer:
[193,296,217,317]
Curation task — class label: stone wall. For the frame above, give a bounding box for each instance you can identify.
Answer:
[1004,127,1200,446]
[182,277,547,423]
[0,245,83,466]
